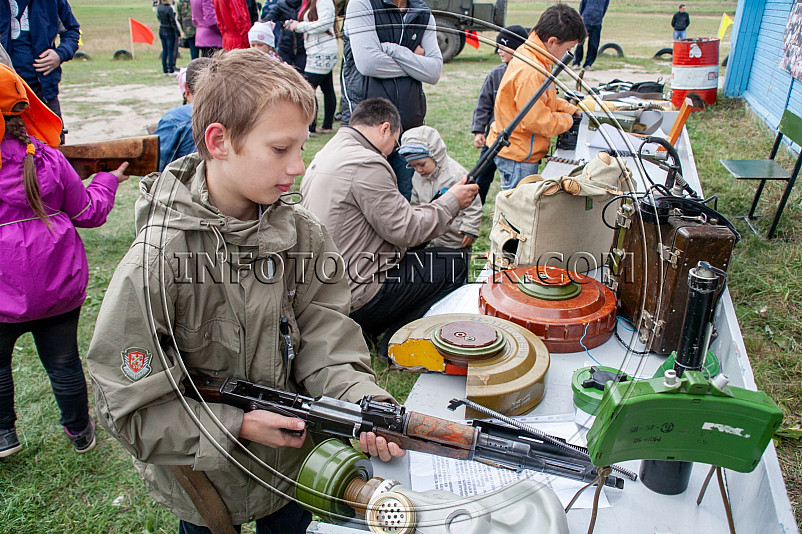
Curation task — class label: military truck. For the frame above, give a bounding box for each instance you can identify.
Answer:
[427,0,507,62]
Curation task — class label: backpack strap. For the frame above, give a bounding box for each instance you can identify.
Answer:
[503,174,546,197]
[169,465,237,534]
[496,218,528,242]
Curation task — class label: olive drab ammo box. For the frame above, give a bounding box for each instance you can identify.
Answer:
[605,196,738,355]
[489,152,633,272]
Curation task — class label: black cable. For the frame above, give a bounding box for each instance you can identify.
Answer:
[648,183,672,197]
[702,194,719,210]
[601,185,671,230]
[614,328,652,355]
[636,140,660,189]
[601,193,639,230]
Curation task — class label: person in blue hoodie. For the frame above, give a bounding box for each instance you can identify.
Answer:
[153,57,211,171]
[0,0,80,122]
[571,0,609,71]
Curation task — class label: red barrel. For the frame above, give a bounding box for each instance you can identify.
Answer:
[672,38,719,110]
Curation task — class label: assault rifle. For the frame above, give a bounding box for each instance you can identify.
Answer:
[185,375,628,489]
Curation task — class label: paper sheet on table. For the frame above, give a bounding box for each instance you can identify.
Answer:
[408,421,609,510]
[425,283,481,317]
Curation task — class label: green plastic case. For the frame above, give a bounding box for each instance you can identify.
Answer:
[571,365,632,415]
[654,350,720,379]
[586,371,783,473]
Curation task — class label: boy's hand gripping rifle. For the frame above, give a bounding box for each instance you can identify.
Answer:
[184,374,630,489]
[467,52,573,184]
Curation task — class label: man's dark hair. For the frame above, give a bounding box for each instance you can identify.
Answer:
[349,98,402,133]
[186,57,213,95]
[533,4,587,44]
[679,4,685,8]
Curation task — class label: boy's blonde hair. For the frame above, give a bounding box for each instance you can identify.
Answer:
[192,49,316,160]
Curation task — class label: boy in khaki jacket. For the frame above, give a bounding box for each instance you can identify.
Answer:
[87,49,402,533]
[486,4,586,190]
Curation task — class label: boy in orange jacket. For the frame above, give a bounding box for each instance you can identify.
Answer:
[486,4,586,189]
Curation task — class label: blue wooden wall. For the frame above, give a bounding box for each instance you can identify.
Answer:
[724,0,802,137]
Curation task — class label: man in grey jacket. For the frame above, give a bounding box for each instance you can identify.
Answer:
[300,98,478,357]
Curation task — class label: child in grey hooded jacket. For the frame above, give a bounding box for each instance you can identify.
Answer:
[399,125,483,250]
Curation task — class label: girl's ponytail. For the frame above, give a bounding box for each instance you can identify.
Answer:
[4,114,51,228]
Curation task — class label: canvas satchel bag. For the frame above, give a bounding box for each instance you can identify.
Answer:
[489,153,633,271]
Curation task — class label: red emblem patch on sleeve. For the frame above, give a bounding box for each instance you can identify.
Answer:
[121,348,153,382]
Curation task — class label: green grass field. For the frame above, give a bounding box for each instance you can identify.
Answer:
[1,1,800,532]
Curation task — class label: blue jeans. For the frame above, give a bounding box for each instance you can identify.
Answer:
[673,30,687,40]
[0,306,89,434]
[494,156,540,190]
[573,24,602,68]
[186,35,199,60]
[160,29,178,73]
[178,501,312,534]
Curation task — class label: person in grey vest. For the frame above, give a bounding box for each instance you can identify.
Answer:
[343,0,442,200]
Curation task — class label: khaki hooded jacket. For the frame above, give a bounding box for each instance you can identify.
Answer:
[87,154,390,526]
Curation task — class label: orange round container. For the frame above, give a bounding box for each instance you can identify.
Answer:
[672,38,719,110]
[479,266,617,353]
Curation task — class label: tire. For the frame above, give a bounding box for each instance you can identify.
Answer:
[74,51,91,60]
[722,54,729,67]
[598,42,624,57]
[457,31,466,55]
[653,47,673,60]
[435,17,461,64]
[113,49,133,60]
[493,0,507,28]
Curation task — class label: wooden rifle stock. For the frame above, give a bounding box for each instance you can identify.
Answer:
[58,135,160,179]
[184,374,225,404]
[376,410,476,460]
[375,428,472,460]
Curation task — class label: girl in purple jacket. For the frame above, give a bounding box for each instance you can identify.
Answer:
[0,64,129,457]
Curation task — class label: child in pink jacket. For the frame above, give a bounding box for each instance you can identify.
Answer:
[0,64,128,457]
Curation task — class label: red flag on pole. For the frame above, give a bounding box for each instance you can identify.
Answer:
[129,18,154,45]
[465,30,480,49]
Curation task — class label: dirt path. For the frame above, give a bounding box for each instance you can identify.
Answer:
[61,83,182,144]
[59,65,666,145]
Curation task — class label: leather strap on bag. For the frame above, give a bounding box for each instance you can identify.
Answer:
[169,465,238,534]
[503,174,544,197]
[497,218,527,242]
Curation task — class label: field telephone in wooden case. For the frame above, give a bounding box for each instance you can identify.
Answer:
[604,136,741,354]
